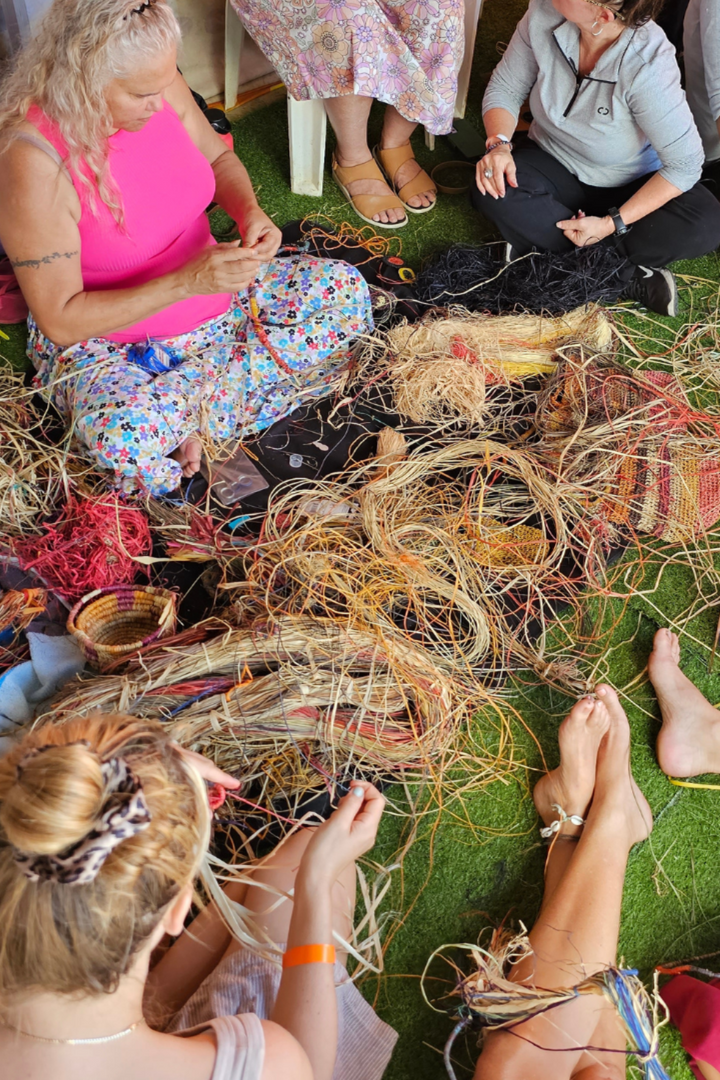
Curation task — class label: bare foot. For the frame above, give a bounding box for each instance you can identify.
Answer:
[335,152,407,226]
[590,685,652,848]
[533,696,610,835]
[379,140,436,211]
[648,627,720,777]
[171,435,202,479]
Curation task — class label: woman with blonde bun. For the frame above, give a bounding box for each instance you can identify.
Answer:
[0,715,396,1080]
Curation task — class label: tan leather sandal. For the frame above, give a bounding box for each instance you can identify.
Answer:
[332,155,407,229]
[373,142,437,214]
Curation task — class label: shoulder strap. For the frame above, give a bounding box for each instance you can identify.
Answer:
[173,1014,265,1080]
[14,131,72,180]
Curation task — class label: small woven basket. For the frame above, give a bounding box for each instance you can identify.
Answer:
[67,585,177,669]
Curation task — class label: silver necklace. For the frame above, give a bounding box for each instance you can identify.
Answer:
[14,1017,145,1045]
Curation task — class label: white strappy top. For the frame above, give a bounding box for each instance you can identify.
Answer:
[176,1014,265,1080]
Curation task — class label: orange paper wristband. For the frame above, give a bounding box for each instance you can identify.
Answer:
[282,944,336,969]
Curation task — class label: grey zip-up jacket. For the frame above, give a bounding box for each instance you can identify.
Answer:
[684,0,720,163]
[483,0,704,191]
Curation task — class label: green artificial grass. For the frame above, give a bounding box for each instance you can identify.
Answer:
[3,3,720,1076]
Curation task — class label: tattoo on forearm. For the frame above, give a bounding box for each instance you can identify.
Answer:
[10,250,78,270]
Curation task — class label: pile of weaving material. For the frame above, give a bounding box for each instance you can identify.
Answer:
[0,589,46,638]
[347,306,614,428]
[41,614,458,801]
[231,436,581,693]
[0,361,100,543]
[534,350,720,547]
[24,307,720,814]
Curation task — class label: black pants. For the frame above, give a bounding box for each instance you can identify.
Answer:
[471,144,720,270]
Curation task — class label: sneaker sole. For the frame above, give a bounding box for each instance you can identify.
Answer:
[659,267,679,317]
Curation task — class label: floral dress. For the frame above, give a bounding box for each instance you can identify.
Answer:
[28,255,373,497]
[230,0,465,136]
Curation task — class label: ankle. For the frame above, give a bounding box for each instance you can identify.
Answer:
[379,137,411,151]
[335,148,372,168]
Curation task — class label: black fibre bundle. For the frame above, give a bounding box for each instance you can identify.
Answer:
[414,243,629,315]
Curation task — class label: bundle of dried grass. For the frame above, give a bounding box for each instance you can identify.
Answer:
[0,589,47,636]
[41,614,457,793]
[346,306,614,429]
[0,362,101,542]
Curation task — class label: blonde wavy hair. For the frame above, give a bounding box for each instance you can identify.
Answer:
[0,0,181,216]
[0,714,209,1003]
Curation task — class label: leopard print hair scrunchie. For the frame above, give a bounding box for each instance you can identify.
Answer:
[12,752,152,886]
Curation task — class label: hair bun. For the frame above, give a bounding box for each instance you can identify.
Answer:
[1,742,106,857]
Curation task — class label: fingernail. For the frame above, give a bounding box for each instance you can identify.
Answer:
[352,787,364,798]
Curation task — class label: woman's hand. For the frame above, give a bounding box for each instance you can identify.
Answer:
[476,147,517,199]
[180,242,263,296]
[241,206,282,261]
[556,211,615,247]
[298,781,384,888]
[173,743,241,790]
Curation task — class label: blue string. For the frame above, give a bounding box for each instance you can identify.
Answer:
[610,969,671,1080]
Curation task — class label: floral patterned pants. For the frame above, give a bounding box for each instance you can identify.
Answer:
[28,256,372,496]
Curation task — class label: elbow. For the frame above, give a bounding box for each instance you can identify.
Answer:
[657,142,704,192]
[32,316,79,348]
[660,163,703,193]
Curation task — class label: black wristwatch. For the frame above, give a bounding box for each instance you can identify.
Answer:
[608,207,629,236]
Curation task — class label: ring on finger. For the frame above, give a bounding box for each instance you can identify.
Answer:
[484,168,493,178]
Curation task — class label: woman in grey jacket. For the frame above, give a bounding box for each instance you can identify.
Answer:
[472,0,720,316]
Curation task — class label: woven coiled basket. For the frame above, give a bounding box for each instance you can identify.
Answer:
[67,585,177,669]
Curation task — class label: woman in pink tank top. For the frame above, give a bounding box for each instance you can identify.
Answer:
[0,713,396,1080]
[0,0,372,496]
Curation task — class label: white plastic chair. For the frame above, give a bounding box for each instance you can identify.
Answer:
[225,0,485,196]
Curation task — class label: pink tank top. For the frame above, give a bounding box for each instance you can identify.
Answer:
[26,103,231,344]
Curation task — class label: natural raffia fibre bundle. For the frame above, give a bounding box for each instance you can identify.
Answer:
[346,306,615,429]
[0,361,101,541]
[414,243,629,315]
[0,589,47,636]
[41,614,456,792]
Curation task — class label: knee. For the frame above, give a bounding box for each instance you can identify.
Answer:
[694,185,720,252]
[667,183,720,257]
[470,179,522,222]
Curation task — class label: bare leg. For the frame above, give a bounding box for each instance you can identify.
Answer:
[648,627,720,776]
[324,95,405,226]
[223,828,357,966]
[475,687,652,1080]
[533,696,610,902]
[170,435,202,478]
[379,106,435,209]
